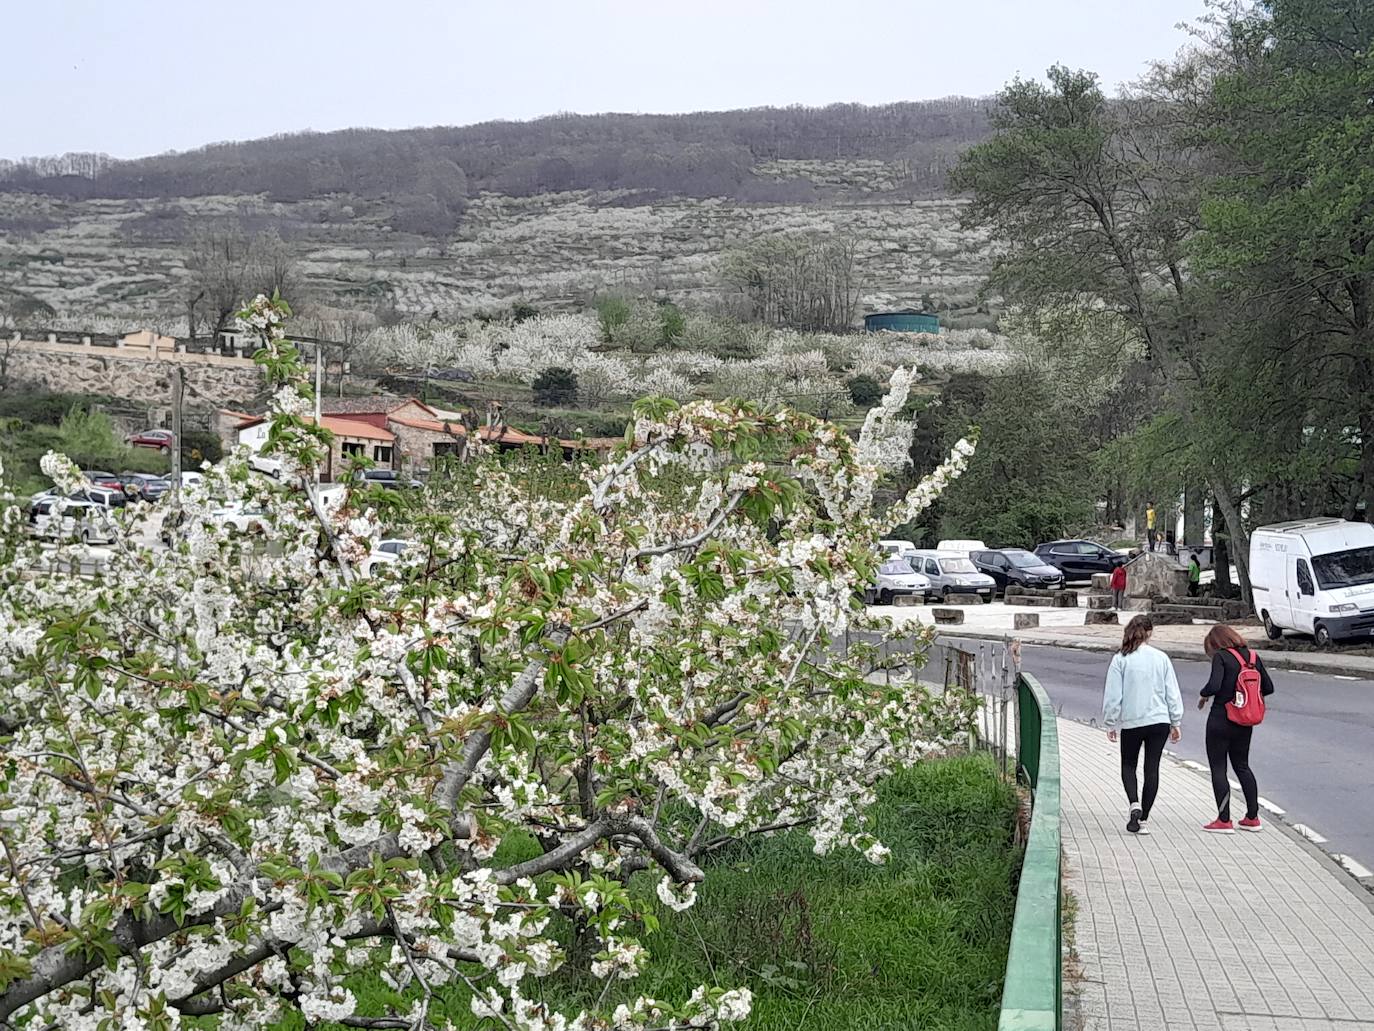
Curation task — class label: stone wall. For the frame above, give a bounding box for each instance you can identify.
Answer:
[1125,552,1189,600]
[4,343,266,426]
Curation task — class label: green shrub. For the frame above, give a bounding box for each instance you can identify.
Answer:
[596,296,632,341]
[531,366,579,407]
[658,301,686,345]
[847,374,884,406]
[510,302,539,323]
[180,430,223,466]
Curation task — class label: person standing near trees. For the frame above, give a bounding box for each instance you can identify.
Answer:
[1188,554,1202,597]
[1102,615,1184,835]
[1146,502,1157,551]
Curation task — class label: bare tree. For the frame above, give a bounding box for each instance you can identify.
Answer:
[185,227,298,345]
[723,231,863,333]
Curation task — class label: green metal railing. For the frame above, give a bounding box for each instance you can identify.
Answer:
[997,672,1062,1031]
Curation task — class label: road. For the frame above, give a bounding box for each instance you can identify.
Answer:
[1014,644,1374,871]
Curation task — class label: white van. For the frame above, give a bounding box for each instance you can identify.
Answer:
[878,539,919,558]
[909,549,997,601]
[936,539,987,556]
[1250,519,1374,645]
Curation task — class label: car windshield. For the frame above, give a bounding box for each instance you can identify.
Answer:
[1312,546,1374,590]
[939,558,977,573]
[879,560,915,575]
[1006,551,1043,568]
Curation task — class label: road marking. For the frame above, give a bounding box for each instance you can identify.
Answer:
[1332,674,1359,681]
[1257,797,1285,815]
[1291,669,1315,675]
[1182,760,1207,772]
[1335,855,1374,879]
[1293,824,1328,844]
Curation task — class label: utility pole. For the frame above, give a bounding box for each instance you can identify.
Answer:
[170,366,184,511]
[314,342,324,484]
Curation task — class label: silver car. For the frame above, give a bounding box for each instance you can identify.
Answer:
[865,558,935,605]
[909,550,997,600]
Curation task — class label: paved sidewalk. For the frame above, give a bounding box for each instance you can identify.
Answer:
[1059,717,1374,1030]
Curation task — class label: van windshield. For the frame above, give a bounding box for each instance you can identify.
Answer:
[880,560,915,575]
[1312,547,1374,590]
[939,558,977,574]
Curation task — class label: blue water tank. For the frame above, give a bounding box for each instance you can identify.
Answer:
[863,310,940,334]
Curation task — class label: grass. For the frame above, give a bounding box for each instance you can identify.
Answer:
[247,754,1020,1031]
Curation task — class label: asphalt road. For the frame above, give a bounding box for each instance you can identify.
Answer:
[1014,643,1374,870]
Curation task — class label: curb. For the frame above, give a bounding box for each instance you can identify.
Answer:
[933,627,1374,680]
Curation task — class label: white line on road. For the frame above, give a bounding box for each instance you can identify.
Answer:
[1182,760,1207,772]
[1257,797,1286,815]
[1335,855,1374,879]
[1293,824,1328,844]
[1333,674,1359,681]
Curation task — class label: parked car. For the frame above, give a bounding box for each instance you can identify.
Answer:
[356,469,423,490]
[211,504,269,536]
[361,538,415,576]
[862,558,934,605]
[937,539,987,555]
[248,453,284,479]
[180,471,204,488]
[909,550,997,600]
[83,470,125,492]
[29,498,114,544]
[128,429,175,452]
[120,473,171,501]
[970,549,1065,593]
[72,485,129,511]
[1250,518,1374,645]
[1033,539,1127,582]
[877,539,919,559]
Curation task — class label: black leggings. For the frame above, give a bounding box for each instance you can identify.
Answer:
[1206,717,1258,821]
[1120,723,1171,818]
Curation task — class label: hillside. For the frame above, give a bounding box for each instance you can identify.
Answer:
[0,101,996,322]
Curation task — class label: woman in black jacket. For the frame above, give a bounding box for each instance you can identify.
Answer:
[1197,625,1275,833]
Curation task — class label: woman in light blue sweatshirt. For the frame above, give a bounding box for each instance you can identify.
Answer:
[1102,615,1183,834]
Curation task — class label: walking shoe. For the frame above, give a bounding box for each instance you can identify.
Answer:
[1238,817,1262,832]
[1136,819,1151,836]
[1127,807,1142,834]
[1202,819,1235,834]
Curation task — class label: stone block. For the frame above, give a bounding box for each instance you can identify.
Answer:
[931,608,964,625]
[1123,597,1153,611]
[1014,613,1040,629]
[892,594,924,607]
[1125,553,1189,600]
[1091,572,1113,591]
[1084,610,1119,625]
[1005,585,1026,597]
[945,593,983,605]
[1006,595,1041,607]
[1086,595,1114,610]
[1052,591,1079,608]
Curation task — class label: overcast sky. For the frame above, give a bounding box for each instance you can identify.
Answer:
[1,0,1209,160]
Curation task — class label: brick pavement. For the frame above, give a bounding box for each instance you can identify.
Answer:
[1059,717,1374,1030]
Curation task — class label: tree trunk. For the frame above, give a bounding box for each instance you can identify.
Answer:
[1208,476,1250,604]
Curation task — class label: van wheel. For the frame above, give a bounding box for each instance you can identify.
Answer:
[1262,612,1283,640]
[1314,623,1333,648]
[878,589,892,606]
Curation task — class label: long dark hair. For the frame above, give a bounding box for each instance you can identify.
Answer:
[1203,624,1247,657]
[1120,615,1154,655]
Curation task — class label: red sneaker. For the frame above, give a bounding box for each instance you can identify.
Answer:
[1202,819,1235,834]
[1238,817,1262,832]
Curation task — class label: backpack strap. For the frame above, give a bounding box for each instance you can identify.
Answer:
[1227,647,1256,669]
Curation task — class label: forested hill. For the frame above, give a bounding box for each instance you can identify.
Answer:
[0,99,989,228]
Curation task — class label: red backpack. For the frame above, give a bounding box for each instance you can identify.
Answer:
[1226,648,1266,726]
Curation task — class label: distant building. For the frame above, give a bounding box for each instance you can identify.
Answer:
[863,309,940,334]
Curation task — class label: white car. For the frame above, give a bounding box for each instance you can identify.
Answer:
[211,505,268,535]
[248,453,284,479]
[180,471,205,488]
[29,498,115,545]
[865,558,934,605]
[361,539,414,576]
[936,539,988,556]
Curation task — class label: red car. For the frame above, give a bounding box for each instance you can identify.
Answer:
[128,429,175,452]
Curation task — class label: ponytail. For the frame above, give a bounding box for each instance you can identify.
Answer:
[1120,614,1154,655]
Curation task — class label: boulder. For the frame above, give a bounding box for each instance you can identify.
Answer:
[1084,610,1119,625]
[931,608,965,625]
[945,593,983,605]
[1086,595,1115,611]
[1014,612,1040,629]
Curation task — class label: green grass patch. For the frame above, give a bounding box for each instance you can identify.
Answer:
[246,755,1018,1031]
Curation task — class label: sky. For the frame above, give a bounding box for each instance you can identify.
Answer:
[0,0,1210,160]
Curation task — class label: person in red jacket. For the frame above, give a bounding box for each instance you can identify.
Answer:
[1110,563,1128,609]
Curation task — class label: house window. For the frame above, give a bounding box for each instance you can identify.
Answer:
[373,445,394,464]
[341,442,365,458]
